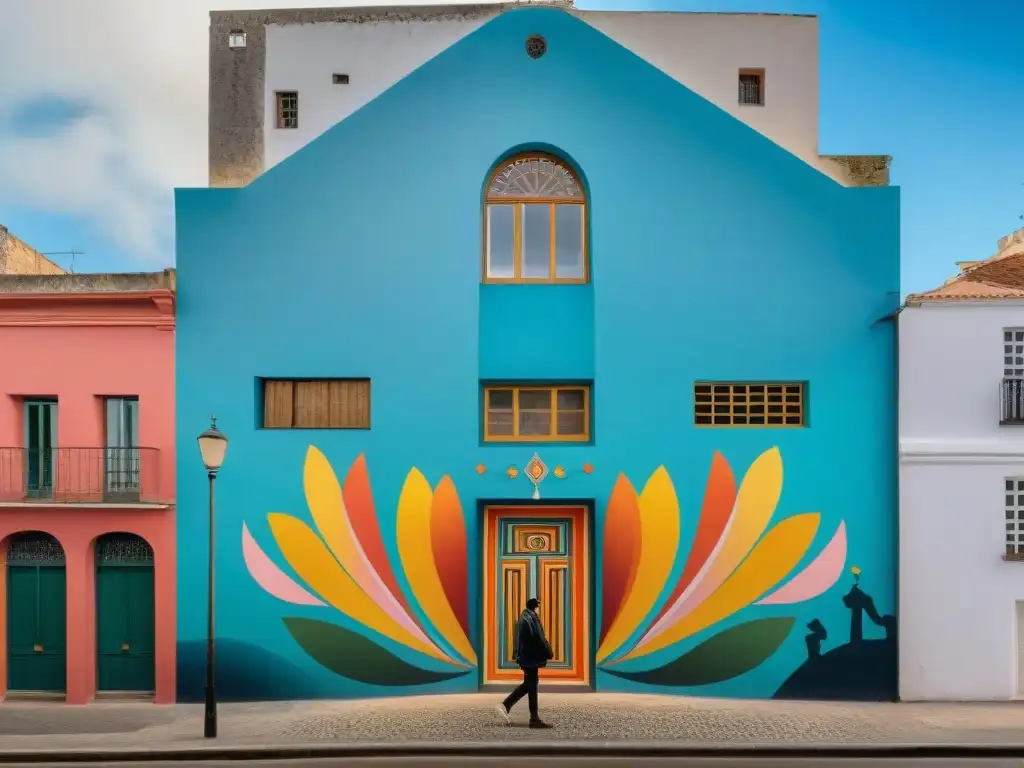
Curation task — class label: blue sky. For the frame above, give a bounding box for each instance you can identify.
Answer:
[1,0,1020,294]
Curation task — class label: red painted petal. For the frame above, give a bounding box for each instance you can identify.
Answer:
[431,476,470,639]
[342,454,421,624]
[651,452,736,627]
[600,475,642,645]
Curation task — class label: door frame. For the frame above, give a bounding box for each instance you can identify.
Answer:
[103,397,141,503]
[480,503,593,688]
[23,400,57,500]
[94,533,156,694]
[5,534,67,696]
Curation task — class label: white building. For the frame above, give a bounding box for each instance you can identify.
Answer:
[900,226,1024,701]
[209,2,889,188]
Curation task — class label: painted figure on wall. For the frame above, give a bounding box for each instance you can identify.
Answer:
[774,567,897,701]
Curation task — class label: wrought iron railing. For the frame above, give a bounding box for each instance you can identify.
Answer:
[1001,378,1024,425]
[0,447,161,504]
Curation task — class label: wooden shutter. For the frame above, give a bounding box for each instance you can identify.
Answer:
[294,381,331,428]
[263,380,294,428]
[329,380,370,428]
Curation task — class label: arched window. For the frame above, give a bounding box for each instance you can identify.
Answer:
[483,154,587,283]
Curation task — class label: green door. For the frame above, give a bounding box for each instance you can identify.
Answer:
[96,534,155,692]
[6,533,67,693]
[24,400,57,499]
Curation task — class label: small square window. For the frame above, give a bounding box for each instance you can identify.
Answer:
[276,91,298,129]
[738,68,765,106]
[228,30,247,49]
[332,73,350,85]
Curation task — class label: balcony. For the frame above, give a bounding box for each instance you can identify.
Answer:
[1001,378,1024,425]
[0,447,161,504]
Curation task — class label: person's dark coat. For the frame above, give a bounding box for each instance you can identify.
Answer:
[513,608,554,669]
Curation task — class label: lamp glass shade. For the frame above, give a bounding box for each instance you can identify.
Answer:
[198,428,228,471]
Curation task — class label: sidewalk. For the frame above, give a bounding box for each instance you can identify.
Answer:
[1,693,1023,757]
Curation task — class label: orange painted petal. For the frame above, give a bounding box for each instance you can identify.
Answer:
[431,476,470,640]
[650,452,736,628]
[599,474,642,645]
[342,454,421,627]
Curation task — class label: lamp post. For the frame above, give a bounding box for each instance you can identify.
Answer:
[197,417,228,739]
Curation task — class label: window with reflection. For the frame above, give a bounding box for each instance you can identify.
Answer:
[484,154,587,283]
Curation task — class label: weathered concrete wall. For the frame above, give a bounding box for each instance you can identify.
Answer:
[0,226,66,275]
[209,3,889,188]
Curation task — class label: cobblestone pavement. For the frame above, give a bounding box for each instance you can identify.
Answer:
[1,694,1024,752]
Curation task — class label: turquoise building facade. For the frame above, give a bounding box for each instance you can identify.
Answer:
[175,6,900,702]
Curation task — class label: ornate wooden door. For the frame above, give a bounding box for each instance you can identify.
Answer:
[482,506,590,686]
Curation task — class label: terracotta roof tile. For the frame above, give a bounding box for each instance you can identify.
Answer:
[906,249,1024,303]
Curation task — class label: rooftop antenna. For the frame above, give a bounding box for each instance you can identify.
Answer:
[41,250,82,274]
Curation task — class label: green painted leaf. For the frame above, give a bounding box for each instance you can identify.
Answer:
[601,617,795,687]
[282,617,471,686]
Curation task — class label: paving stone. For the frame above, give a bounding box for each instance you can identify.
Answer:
[0,695,1022,752]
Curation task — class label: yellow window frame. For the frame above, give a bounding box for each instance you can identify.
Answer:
[483,201,588,284]
[483,385,591,442]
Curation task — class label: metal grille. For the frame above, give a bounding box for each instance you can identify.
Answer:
[1002,378,1024,424]
[738,73,763,105]
[96,533,153,563]
[1006,479,1024,556]
[694,382,804,427]
[1005,329,1024,377]
[277,91,298,129]
[7,532,65,563]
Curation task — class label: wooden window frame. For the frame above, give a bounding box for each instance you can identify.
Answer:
[482,153,589,285]
[262,378,370,429]
[693,381,804,428]
[275,91,299,129]
[483,384,590,443]
[738,68,765,106]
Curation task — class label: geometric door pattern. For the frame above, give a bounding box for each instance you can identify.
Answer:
[482,506,590,686]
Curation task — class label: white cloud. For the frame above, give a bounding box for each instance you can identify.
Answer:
[0,0,503,265]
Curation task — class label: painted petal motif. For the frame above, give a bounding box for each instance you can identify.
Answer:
[304,448,438,651]
[283,618,471,686]
[619,512,820,661]
[267,512,453,663]
[638,447,783,649]
[596,467,680,664]
[647,452,736,633]
[342,454,422,631]
[601,617,795,686]
[599,475,642,645]
[396,469,478,666]
[430,476,470,640]
[242,522,325,607]
[757,521,847,606]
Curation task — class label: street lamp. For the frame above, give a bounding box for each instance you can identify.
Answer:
[197,416,228,739]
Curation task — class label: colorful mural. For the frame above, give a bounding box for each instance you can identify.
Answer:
[237,444,888,698]
[242,448,477,686]
[597,447,849,688]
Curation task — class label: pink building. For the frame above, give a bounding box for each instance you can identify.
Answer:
[0,271,175,704]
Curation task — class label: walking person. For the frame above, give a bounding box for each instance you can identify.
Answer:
[496,597,554,728]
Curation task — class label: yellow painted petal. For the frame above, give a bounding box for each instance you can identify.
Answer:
[620,512,820,661]
[303,447,446,656]
[267,512,451,663]
[596,466,680,663]
[396,469,478,666]
[643,446,783,643]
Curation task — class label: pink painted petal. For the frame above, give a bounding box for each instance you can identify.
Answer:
[242,522,326,606]
[755,520,846,606]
